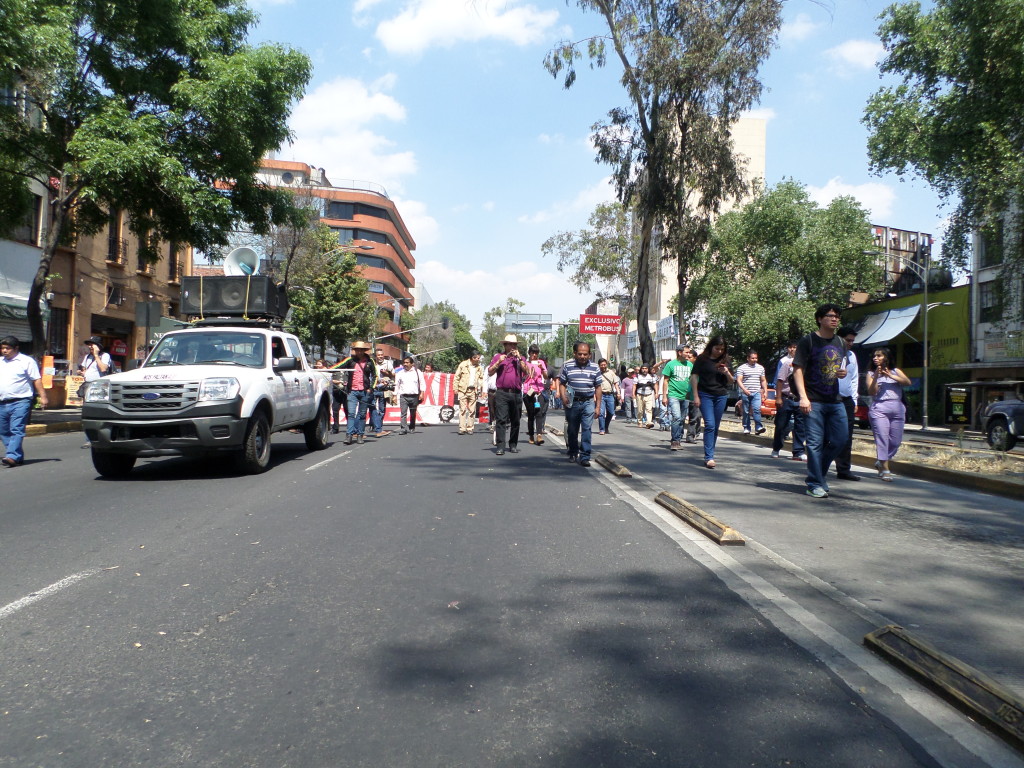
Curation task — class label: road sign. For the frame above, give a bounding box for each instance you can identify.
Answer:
[579,314,622,334]
[505,313,553,334]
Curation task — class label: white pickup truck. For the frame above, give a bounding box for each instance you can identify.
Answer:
[82,321,332,477]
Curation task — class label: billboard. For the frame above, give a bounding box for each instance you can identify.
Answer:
[579,314,622,334]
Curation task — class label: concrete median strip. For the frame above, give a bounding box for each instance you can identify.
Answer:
[865,624,1024,747]
[654,491,745,546]
[594,453,632,477]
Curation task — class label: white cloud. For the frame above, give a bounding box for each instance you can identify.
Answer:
[780,13,821,43]
[825,39,885,75]
[375,0,560,56]
[518,177,617,225]
[807,177,897,220]
[284,76,416,193]
[413,259,589,331]
[742,107,776,122]
[392,197,440,247]
[482,201,495,212]
[538,133,564,145]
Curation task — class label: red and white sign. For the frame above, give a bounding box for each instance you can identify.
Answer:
[579,314,622,335]
[110,339,128,356]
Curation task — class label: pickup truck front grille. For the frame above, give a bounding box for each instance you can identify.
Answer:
[111,382,201,412]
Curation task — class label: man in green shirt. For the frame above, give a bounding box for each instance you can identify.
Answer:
[660,344,694,451]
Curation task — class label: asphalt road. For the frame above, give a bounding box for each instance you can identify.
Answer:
[0,426,1019,767]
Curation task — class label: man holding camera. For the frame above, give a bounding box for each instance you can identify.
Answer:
[488,334,528,455]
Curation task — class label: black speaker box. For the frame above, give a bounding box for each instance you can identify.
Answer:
[181,276,289,318]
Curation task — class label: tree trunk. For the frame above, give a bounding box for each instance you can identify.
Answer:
[26,201,68,360]
[635,209,657,364]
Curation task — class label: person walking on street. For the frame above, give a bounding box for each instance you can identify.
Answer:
[682,347,702,443]
[523,344,548,445]
[558,341,602,467]
[660,344,694,451]
[78,336,112,448]
[792,304,849,498]
[690,337,734,469]
[394,355,426,434]
[634,364,657,428]
[488,334,528,455]
[368,348,394,438]
[620,368,637,424]
[0,336,48,467]
[866,347,911,482]
[735,350,768,435]
[454,350,486,434]
[596,358,620,435]
[771,341,806,461]
[333,340,379,445]
[832,327,860,481]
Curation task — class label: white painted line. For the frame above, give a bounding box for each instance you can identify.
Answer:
[595,470,1024,768]
[305,449,352,472]
[0,570,102,622]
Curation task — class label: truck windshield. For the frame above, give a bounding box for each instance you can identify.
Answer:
[145,332,266,368]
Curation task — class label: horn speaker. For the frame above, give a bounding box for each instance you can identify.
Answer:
[224,247,260,276]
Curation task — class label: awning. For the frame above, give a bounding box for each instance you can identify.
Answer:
[854,305,920,345]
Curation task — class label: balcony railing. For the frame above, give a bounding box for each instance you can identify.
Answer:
[106,238,128,265]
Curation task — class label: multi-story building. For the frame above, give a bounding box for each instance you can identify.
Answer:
[257,160,417,360]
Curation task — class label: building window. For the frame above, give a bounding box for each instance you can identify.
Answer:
[168,243,182,283]
[356,255,388,270]
[8,194,42,245]
[326,201,355,220]
[979,280,1003,323]
[47,306,69,359]
[106,210,126,265]
[979,220,1004,268]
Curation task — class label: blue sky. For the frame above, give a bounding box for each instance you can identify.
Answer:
[248,0,945,336]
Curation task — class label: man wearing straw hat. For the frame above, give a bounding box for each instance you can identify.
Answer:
[487,334,528,455]
[332,340,379,445]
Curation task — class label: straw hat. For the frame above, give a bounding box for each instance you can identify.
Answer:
[502,334,519,344]
[350,340,371,350]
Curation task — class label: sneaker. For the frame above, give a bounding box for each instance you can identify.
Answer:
[792,454,807,462]
[755,426,766,435]
[770,450,780,458]
[743,428,751,434]
[567,454,578,463]
[670,441,681,451]
[806,487,829,498]
[684,437,696,444]
[579,459,591,467]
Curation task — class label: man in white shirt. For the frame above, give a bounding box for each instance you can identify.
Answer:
[833,326,861,481]
[0,336,48,467]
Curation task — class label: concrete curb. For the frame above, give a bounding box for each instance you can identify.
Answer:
[654,491,745,545]
[594,453,632,477]
[724,431,1024,501]
[27,420,81,437]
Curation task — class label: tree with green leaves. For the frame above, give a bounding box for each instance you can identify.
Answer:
[479,298,526,355]
[287,249,374,361]
[405,301,474,372]
[538,322,595,369]
[0,0,312,353]
[863,0,1024,273]
[545,0,782,364]
[688,180,879,356]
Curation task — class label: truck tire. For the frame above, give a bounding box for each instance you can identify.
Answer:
[986,417,1017,452]
[303,402,330,451]
[238,412,272,473]
[92,450,136,478]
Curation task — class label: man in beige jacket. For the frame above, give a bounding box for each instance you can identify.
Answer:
[453,350,486,434]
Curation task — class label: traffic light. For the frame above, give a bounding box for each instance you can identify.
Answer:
[442,317,450,330]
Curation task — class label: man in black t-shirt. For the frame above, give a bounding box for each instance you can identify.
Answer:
[792,303,849,499]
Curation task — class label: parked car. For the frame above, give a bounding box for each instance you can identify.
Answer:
[855,395,871,429]
[733,388,777,420]
[982,391,1024,451]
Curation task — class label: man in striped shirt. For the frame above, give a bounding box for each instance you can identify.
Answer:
[735,350,768,435]
[557,341,602,467]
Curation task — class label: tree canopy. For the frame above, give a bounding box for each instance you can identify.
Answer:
[479,298,525,356]
[404,301,474,372]
[687,180,879,356]
[0,0,312,351]
[545,0,782,362]
[863,0,1024,271]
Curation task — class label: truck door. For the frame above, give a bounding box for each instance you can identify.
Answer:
[270,335,294,426]
[286,337,316,421]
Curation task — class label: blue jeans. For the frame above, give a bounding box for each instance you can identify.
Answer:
[772,398,805,456]
[697,393,728,462]
[668,397,687,443]
[0,396,33,463]
[346,390,373,436]
[599,393,616,432]
[565,398,595,461]
[803,401,848,492]
[369,390,388,433]
[740,391,763,431]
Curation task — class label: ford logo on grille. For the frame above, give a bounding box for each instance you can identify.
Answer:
[142,392,162,400]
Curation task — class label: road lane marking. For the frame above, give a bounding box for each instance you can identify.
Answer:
[305,449,352,472]
[0,570,102,622]
[592,469,1023,768]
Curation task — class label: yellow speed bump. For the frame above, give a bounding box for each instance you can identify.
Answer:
[865,624,1024,745]
[655,491,745,546]
[594,453,632,477]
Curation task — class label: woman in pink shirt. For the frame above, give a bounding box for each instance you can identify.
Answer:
[522,344,548,445]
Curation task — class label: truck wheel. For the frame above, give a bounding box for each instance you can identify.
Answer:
[303,402,330,451]
[238,412,272,473]
[92,450,136,478]
[986,417,1017,452]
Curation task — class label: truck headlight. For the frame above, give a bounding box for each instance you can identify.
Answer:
[84,380,110,402]
[199,378,240,401]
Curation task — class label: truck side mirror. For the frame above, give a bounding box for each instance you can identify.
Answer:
[273,357,298,372]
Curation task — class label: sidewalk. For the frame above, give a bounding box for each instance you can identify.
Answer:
[26,407,82,437]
